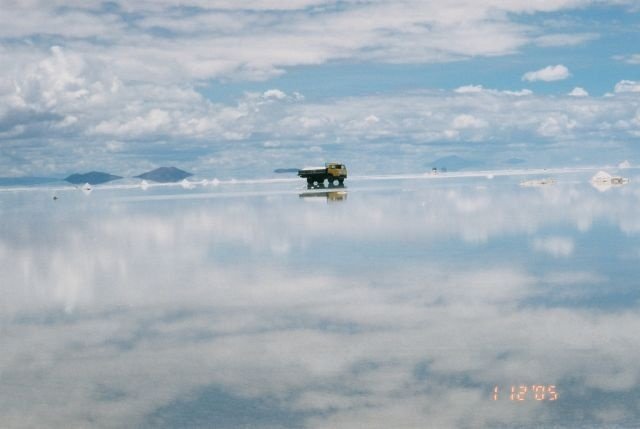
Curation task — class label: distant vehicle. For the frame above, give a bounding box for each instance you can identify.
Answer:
[298,162,347,187]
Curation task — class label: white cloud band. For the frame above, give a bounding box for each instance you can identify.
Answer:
[522,65,571,82]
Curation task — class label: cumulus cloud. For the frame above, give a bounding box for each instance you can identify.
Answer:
[568,87,589,97]
[2,54,640,176]
[1,50,640,177]
[262,89,287,100]
[1,2,638,175]
[451,114,487,129]
[537,114,577,137]
[454,85,485,94]
[522,65,571,82]
[614,80,640,93]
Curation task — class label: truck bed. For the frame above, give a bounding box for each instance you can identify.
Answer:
[298,168,327,177]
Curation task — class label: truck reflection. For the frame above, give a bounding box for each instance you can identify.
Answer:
[299,190,348,202]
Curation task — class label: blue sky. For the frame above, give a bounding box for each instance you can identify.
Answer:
[0,1,638,177]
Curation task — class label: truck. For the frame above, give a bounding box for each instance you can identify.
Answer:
[298,162,347,187]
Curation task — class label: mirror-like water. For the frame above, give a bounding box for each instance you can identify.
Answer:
[1,174,639,428]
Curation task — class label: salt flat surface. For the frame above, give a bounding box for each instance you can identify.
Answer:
[1,176,639,428]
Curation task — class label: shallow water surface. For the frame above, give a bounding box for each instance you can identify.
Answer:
[1,175,640,428]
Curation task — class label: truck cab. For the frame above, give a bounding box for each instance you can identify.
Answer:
[326,163,347,179]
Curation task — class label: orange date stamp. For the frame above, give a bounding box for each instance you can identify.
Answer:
[493,385,558,401]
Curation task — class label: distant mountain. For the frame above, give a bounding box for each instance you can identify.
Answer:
[0,177,60,186]
[503,158,526,165]
[274,168,299,174]
[65,172,122,185]
[135,167,193,183]
[428,155,483,171]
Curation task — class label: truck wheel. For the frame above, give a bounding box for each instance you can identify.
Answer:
[338,178,344,185]
[331,179,338,187]
[307,178,313,186]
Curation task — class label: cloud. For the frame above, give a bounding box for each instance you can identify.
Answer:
[3,56,640,177]
[614,80,640,93]
[534,33,599,47]
[2,2,638,176]
[532,236,575,257]
[454,85,485,94]
[502,89,533,96]
[536,114,577,137]
[613,54,640,64]
[451,114,487,129]
[454,85,532,96]
[0,1,616,86]
[522,65,571,82]
[262,89,287,100]
[568,87,589,97]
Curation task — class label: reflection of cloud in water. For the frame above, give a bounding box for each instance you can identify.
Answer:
[144,385,307,429]
[532,236,575,257]
[1,181,640,427]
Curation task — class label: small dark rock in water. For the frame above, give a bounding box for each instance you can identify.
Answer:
[53,196,58,200]
[65,171,122,185]
[135,167,193,183]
